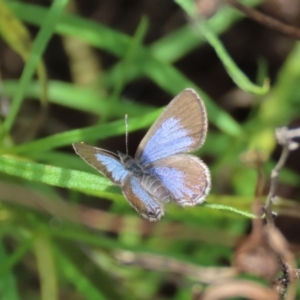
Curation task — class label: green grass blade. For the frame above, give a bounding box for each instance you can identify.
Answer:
[55,246,107,300]
[4,108,161,155]
[34,235,58,300]
[2,80,155,118]
[8,2,129,57]
[203,202,256,218]
[0,235,34,280]
[0,0,69,141]
[175,0,269,95]
[196,19,269,95]
[110,17,149,105]
[0,155,119,197]
[0,155,255,219]
[0,240,20,300]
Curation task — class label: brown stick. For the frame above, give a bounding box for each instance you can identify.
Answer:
[228,0,300,40]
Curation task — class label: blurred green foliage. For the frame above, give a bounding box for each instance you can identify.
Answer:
[0,0,299,299]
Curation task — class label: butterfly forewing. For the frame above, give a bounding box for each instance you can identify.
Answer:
[73,143,129,186]
[147,154,211,206]
[135,89,208,165]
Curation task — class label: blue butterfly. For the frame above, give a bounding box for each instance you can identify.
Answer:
[73,88,211,221]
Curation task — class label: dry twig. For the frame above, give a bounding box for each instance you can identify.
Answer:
[228,0,300,40]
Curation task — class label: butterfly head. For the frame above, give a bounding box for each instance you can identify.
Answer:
[118,151,148,178]
[118,151,133,166]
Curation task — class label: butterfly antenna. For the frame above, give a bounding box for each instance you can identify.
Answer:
[125,114,129,155]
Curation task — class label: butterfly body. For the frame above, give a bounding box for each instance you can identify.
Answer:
[73,88,211,221]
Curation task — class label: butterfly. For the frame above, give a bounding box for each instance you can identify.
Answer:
[73,88,211,221]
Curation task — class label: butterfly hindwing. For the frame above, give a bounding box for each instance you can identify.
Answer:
[73,143,129,185]
[147,154,211,206]
[122,176,164,221]
[135,89,207,165]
